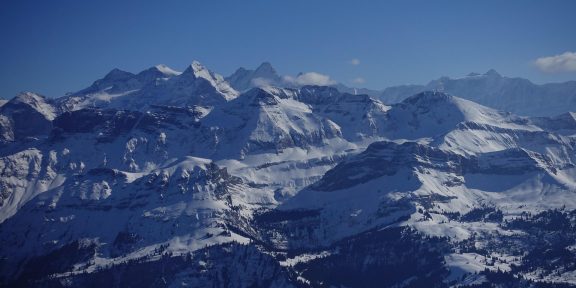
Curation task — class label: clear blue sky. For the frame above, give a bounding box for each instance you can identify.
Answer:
[1,0,575,98]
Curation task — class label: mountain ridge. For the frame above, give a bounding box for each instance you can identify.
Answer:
[379,69,576,116]
[16,61,573,117]
[2,61,576,287]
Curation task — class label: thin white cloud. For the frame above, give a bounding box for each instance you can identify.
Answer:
[535,51,576,73]
[251,77,273,87]
[349,58,360,66]
[283,72,336,86]
[351,77,366,84]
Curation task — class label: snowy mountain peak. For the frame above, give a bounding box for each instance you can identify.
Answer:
[0,92,56,142]
[383,91,542,141]
[255,62,276,74]
[180,61,239,101]
[464,69,501,79]
[12,91,47,103]
[183,60,217,80]
[7,92,57,120]
[72,68,141,97]
[102,68,135,81]
[137,65,180,79]
[153,64,180,76]
[484,68,501,77]
[188,60,207,75]
[226,62,282,91]
[134,65,180,84]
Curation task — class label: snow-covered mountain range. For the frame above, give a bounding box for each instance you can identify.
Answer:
[225,62,576,117]
[379,70,576,117]
[1,61,576,287]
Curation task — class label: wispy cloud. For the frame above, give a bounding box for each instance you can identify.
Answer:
[349,58,360,66]
[251,77,273,87]
[535,52,576,73]
[351,77,366,84]
[283,72,336,86]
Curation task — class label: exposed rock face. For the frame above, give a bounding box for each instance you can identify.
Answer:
[53,109,143,137]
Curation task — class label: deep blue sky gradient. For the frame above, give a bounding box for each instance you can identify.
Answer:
[1,0,575,98]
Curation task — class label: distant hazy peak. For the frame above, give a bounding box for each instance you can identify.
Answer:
[255,62,276,73]
[102,68,135,81]
[484,69,501,77]
[226,62,282,92]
